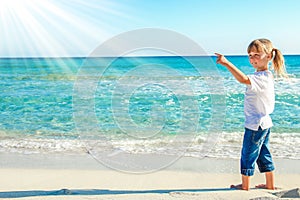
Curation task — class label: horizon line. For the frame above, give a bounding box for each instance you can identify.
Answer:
[1,54,300,59]
[0,54,237,59]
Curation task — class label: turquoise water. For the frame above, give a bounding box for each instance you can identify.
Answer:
[0,56,299,158]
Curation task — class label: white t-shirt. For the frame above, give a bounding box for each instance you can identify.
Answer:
[244,70,275,131]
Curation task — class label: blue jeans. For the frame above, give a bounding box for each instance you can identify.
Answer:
[240,127,275,176]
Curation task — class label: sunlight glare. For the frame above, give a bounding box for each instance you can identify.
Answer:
[0,0,130,57]
[0,0,24,8]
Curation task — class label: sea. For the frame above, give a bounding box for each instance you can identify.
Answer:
[0,55,299,164]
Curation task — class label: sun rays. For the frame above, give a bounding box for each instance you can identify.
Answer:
[0,0,131,58]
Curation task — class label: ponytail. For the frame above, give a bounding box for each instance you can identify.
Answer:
[271,48,288,78]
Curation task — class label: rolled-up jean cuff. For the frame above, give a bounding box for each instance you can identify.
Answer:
[259,164,275,173]
[241,169,255,176]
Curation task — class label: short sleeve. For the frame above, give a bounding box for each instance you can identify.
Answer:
[247,74,263,93]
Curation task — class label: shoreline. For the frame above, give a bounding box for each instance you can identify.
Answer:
[2,151,300,172]
[0,152,299,199]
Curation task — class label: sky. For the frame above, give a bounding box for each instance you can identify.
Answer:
[0,0,300,57]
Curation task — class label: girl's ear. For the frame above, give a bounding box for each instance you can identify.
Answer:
[267,53,273,61]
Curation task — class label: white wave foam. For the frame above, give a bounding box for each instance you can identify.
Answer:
[0,138,87,155]
[0,132,299,159]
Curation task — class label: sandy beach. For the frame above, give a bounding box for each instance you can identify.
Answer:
[0,152,299,200]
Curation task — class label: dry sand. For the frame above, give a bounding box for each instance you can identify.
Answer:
[0,152,299,200]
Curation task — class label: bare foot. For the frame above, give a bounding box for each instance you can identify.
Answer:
[255,184,277,190]
[230,184,249,190]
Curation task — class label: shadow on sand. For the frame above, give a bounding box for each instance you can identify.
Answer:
[0,188,232,198]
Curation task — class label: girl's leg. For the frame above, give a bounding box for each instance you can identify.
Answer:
[265,171,275,189]
[256,128,275,189]
[242,175,250,190]
[255,171,275,189]
[231,128,265,190]
[230,175,250,190]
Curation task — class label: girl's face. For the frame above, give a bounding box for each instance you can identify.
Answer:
[248,49,271,71]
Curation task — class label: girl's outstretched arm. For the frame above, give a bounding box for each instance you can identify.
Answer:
[215,53,251,85]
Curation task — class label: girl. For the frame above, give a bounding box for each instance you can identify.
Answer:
[215,39,287,190]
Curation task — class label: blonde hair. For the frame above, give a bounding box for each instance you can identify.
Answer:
[247,39,288,78]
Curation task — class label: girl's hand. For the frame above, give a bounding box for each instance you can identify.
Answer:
[215,53,229,66]
[215,53,250,84]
